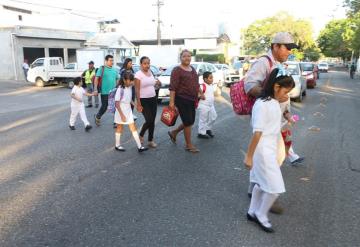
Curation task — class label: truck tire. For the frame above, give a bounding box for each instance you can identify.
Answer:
[35,77,45,87]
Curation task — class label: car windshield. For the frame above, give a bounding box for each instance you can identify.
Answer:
[319,63,327,67]
[286,64,299,75]
[233,62,243,70]
[301,63,314,71]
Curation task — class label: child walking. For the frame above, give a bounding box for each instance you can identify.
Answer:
[244,67,295,233]
[197,71,217,139]
[114,72,148,152]
[69,77,93,131]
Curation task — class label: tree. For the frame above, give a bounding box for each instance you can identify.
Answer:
[343,0,360,16]
[243,12,320,60]
[317,19,353,60]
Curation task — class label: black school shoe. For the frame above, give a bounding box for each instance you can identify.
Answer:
[85,125,92,132]
[86,105,93,108]
[69,125,75,130]
[198,134,209,139]
[291,157,305,165]
[206,130,215,138]
[138,146,149,153]
[115,146,126,152]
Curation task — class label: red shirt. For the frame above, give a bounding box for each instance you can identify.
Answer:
[169,66,199,101]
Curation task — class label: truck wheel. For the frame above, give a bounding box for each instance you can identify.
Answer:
[68,81,75,89]
[35,77,45,87]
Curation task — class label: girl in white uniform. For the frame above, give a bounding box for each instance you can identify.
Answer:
[244,67,295,233]
[114,72,148,152]
[198,71,217,139]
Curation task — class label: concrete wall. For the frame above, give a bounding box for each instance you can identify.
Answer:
[0,30,17,80]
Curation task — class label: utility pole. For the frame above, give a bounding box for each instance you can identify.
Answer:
[153,0,164,46]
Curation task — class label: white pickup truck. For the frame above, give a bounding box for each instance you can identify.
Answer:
[27,57,83,87]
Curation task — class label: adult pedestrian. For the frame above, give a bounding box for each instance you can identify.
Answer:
[135,56,161,148]
[82,61,99,108]
[94,55,120,126]
[22,59,29,81]
[168,50,205,153]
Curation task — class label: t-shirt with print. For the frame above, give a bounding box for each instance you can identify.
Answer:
[134,70,156,98]
[96,66,120,95]
[71,86,85,105]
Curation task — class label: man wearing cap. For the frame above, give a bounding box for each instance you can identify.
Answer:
[82,61,98,108]
[245,32,304,214]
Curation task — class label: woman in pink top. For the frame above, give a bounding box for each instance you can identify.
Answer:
[135,56,161,148]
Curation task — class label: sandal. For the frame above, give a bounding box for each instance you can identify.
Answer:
[185,147,200,153]
[168,131,176,144]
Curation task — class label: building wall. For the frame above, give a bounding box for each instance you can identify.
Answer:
[0,30,17,80]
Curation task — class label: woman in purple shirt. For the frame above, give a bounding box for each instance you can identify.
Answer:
[168,50,205,153]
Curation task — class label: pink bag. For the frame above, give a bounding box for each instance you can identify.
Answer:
[230,56,273,115]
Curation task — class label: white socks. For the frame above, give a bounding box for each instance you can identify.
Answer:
[132,131,142,149]
[248,184,263,216]
[248,184,279,226]
[115,133,121,147]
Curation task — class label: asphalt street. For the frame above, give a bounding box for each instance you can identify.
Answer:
[0,70,359,247]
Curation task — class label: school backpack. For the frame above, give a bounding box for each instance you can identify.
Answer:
[108,87,124,113]
[230,56,272,115]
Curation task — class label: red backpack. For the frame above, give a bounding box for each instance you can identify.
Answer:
[230,56,273,115]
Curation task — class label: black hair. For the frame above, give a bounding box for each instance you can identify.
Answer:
[180,49,192,58]
[120,71,134,88]
[73,77,81,86]
[122,58,133,70]
[140,56,150,64]
[105,55,113,61]
[203,71,212,80]
[260,68,295,101]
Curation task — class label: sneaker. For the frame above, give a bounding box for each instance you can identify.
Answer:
[291,157,305,166]
[206,130,215,138]
[94,115,101,126]
[148,141,158,148]
[115,146,126,152]
[69,125,75,130]
[138,146,149,153]
[198,134,209,139]
[85,125,92,132]
[86,105,93,108]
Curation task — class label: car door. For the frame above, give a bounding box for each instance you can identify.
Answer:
[29,58,47,81]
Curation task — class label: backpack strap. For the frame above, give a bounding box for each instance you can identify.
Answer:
[259,55,274,87]
[201,84,207,93]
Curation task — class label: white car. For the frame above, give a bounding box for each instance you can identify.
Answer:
[157,62,224,103]
[318,62,329,72]
[215,63,241,85]
[285,61,306,102]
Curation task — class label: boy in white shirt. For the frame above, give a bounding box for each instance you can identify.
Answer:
[197,71,217,139]
[69,77,93,131]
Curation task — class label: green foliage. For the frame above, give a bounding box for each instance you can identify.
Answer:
[243,12,320,61]
[196,54,225,63]
[317,19,353,60]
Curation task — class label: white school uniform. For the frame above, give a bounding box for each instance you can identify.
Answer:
[69,85,90,126]
[250,98,285,194]
[114,86,134,125]
[198,83,217,135]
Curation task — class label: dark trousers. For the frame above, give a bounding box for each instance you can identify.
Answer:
[140,96,157,141]
[96,94,108,119]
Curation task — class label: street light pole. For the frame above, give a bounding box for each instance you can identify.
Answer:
[153,0,164,46]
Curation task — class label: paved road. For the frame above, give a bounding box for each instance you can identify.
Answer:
[0,71,359,247]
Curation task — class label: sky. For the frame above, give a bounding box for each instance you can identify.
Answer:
[1,0,347,41]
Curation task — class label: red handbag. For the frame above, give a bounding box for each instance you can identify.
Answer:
[161,107,178,127]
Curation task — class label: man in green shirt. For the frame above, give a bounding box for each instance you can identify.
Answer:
[94,55,120,126]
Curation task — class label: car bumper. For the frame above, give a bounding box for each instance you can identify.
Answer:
[158,88,170,99]
[289,85,301,98]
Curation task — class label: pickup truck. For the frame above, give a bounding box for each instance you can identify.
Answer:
[27,57,83,87]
